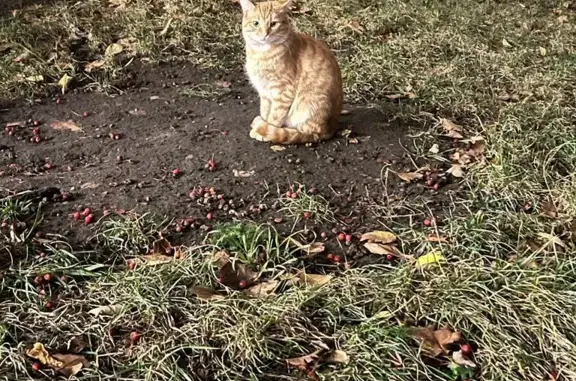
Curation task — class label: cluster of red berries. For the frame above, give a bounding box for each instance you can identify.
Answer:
[425,172,448,190]
[337,232,353,244]
[205,158,216,172]
[326,253,342,263]
[72,208,94,225]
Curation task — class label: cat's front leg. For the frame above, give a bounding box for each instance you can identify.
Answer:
[250,116,269,141]
[266,89,294,128]
[259,97,271,121]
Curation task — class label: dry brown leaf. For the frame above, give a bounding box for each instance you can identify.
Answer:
[557,15,568,23]
[270,145,286,152]
[210,250,230,267]
[5,121,26,128]
[347,19,364,33]
[301,242,326,256]
[411,326,461,357]
[88,305,122,316]
[51,120,82,132]
[127,253,178,267]
[363,242,395,255]
[243,280,279,297]
[219,261,259,288]
[80,182,99,189]
[452,350,476,368]
[441,118,464,139]
[26,343,89,377]
[214,80,231,88]
[85,60,106,72]
[233,169,255,177]
[425,234,449,243]
[298,271,332,287]
[540,197,558,219]
[324,350,350,364]
[468,139,486,158]
[360,231,397,244]
[396,171,424,182]
[287,348,348,379]
[448,164,464,178]
[192,286,225,301]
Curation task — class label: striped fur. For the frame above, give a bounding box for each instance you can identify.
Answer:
[239,0,343,144]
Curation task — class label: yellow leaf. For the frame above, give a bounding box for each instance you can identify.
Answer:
[502,38,512,48]
[298,271,332,287]
[360,231,397,244]
[50,120,82,132]
[58,74,72,94]
[416,251,445,268]
[26,343,89,377]
[105,43,124,57]
[539,47,547,56]
[25,75,44,82]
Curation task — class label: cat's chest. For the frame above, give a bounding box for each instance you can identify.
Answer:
[245,62,279,98]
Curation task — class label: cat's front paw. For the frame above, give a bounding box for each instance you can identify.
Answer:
[251,116,266,130]
[249,127,268,141]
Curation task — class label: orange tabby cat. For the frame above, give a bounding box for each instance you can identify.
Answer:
[239,0,343,144]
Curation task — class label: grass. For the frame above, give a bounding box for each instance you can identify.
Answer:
[1,0,576,380]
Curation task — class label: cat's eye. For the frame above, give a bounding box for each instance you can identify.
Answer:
[271,21,280,27]
[252,20,260,27]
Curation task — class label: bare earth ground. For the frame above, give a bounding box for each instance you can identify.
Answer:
[1,0,576,380]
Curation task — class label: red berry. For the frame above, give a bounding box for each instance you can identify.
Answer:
[32,362,41,371]
[73,211,81,221]
[433,183,440,190]
[82,208,91,216]
[303,211,311,220]
[337,233,346,242]
[320,232,327,239]
[175,224,183,232]
[128,262,136,270]
[239,280,247,288]
[333,255,342,263]
[34,135,41,143]
[172,168,181,177]
[130,331,141,342]
[386,254,394,261]
[32,127,40,135]
[43,273,52,282]
[114,134,121,140]
[290,192,298,199]
[207,212,214,220]
[44,301,53,309]
[327,253,335,261]
[285,191,291,198]
[424,218,431,227]
[34,276,43,285]
[39,252,46,258]
[427,178,434,186]
[83,111,89,117]
[345,234,352,243]
[460,343,472,355]
[189,191,197,199]
[84,214,93,225]
[56,98,62,104]
[33,120,40,127]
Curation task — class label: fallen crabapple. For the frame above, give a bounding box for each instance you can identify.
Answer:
[172,168,182,177]
[460,343,473,355]
[337,233,346,242]
[333,255,342,263]
[303,211,311,220]
[130,331,141,343]
[82,208,91,217]
[84,214,94,225]
[239,280,247,288]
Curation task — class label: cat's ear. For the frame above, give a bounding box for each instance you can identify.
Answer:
[275,0,293,12]
[238,0,255,13]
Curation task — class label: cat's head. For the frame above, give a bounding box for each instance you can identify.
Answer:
[239,0,293,47]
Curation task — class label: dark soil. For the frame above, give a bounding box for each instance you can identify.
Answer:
[0,63,455,261]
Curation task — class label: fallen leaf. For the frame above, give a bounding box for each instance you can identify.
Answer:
[360,231,397,244]
[233,169,255,177]
[363,242,395,255]
[25,75,44,82]
[429,144,440,154]
[416,251,445,268]
[467,139,486,158]
[105,43,124,56]
[127,253,181,267]
[58,74,73,94]
[300,242,326,256]
[85,60,106,72]
[5,121,26,128]
[448,164,464,178]
[557,15,568,23]
[209,250,230,267]
[324,350,350,364]
[286,351,321,378]
[340,129,352,138]
[88,305,123,316]
[219,261,259,288]
[80,182,99,189]
[270,145,286,152]
[425,234,449,243]
[539,46,547,56]
[411,326,461,357]
[192,286,225,301]
[347,19,364,33]
[26,343,89,377]
[243,280,279,297]
[151,238,173,255]
[50,120,82,132]
[502,38,512,48]
[396,171,424,182]
[441,118,464,139]
[540,197,557,219]
[297,271,332,287]
[128,108,147,116]
[214,80,231,88]
[452,350,476,368]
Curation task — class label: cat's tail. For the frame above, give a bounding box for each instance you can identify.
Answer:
[253,124,330,145]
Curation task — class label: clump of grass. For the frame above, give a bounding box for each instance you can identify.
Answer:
[279,186,335,225]
[0,199,33,223]
[92,213,169,259]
